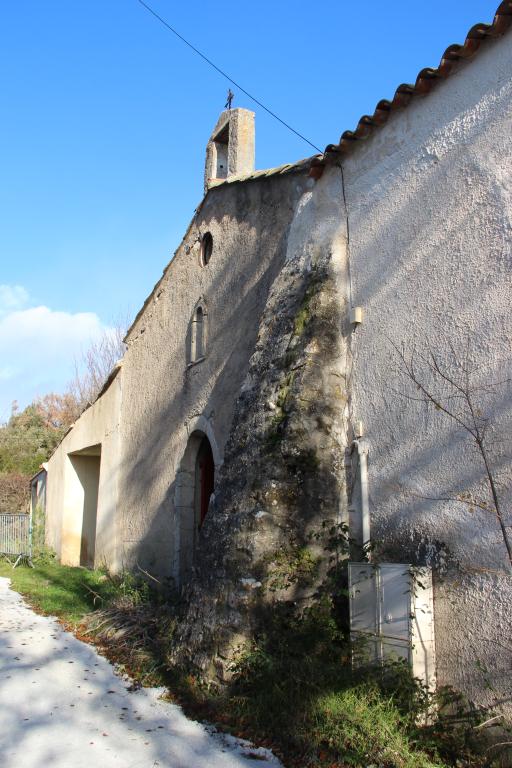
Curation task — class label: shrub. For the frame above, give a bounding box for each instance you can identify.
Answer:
[226,598,446,767]
[0,472,29,513]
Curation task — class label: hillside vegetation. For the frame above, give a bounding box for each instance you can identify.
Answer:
[0,397,75,513]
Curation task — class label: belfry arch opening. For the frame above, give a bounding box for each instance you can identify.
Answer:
[175,431,215,584]
[213,123,229,180]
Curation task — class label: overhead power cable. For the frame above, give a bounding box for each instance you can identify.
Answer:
[135,0,323,154]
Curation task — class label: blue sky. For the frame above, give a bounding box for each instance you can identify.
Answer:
[0,0,499,420]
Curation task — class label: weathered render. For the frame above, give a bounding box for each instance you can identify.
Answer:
[45,7,512,724]
[336,29,512,712]
[117,156,314,583]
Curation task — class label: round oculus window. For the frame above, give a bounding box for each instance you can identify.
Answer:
[200,232,213,266]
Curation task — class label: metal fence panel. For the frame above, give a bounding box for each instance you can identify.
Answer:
[0,514,32,557]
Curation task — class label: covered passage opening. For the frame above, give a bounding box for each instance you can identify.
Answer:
[65,445,102,568]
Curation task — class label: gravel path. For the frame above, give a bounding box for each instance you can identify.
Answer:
[0,576,282,768]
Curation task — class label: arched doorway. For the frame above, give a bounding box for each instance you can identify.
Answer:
[195,436,214,529]
[174,431,215,584]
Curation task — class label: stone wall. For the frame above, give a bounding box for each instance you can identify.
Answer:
[204,109,255,191]
[172,170,351,678]
[118,170,313,582]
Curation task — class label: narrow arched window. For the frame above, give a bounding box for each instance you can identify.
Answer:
[190,305,206,363]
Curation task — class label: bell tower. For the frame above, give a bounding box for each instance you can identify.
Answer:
[204,108,255,193]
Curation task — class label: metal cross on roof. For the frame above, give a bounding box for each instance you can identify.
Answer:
[225,89,234,110]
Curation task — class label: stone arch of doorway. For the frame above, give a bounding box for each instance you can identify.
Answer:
[173,417,220,586]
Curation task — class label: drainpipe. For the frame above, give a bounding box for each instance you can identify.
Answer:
[352,439,371,558]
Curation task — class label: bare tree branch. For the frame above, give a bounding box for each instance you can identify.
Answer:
[390,341,477,437]
[408,490,492,514]
[391,339,512,569]
[66,322,127,418]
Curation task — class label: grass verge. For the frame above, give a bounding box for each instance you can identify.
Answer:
[0,557,499,768]
[0,554,117,624]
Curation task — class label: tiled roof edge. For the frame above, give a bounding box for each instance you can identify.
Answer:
[207,156,315,188]
[324,0,512,155]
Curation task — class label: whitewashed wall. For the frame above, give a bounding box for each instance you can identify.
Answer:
[46,372,122,569]
[332,33,512,710]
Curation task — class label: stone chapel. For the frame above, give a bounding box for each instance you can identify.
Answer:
[45,2,512,718]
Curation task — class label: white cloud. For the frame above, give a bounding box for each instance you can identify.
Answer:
[0,366,17,381]
[0,286,109,421]
[0,284,29,312]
